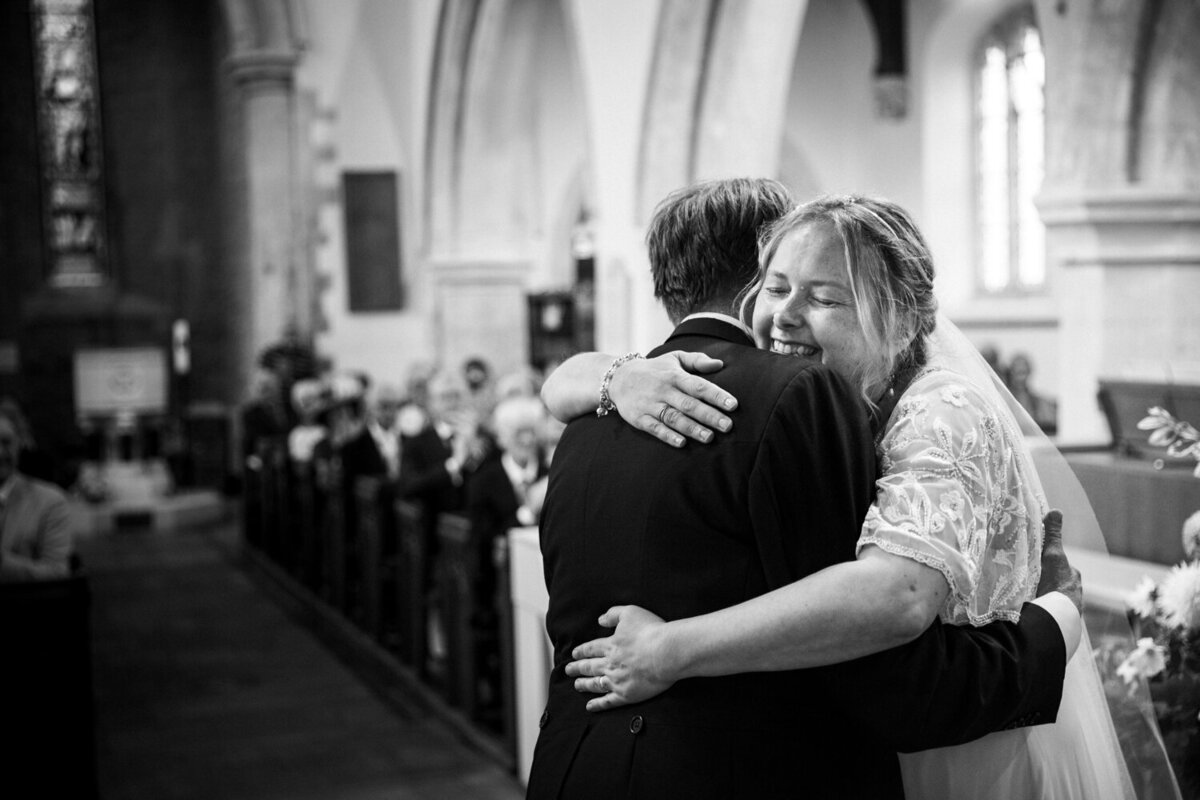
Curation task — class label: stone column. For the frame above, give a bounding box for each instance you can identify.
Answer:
[227,50,298,392]
[1040,190,1200,444]
[1036,0,1200,444]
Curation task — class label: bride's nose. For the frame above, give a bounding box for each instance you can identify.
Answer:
[773,299,803,329]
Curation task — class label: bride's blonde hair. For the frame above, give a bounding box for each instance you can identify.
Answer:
[738,195,938,405]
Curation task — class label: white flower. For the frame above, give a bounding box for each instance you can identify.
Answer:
[1116,637,1167,686]
[939,490,966,520]
[1157,561,1200,630]
[1126,576,1160,620]
[940,386,968,408]
[1183,510,1200,561]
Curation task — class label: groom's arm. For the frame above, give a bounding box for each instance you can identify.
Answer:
[826,600,1069,752]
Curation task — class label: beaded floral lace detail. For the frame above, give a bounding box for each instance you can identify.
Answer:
[857,369,1046,626]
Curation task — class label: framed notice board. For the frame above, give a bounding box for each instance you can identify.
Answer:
[342,171,405,311]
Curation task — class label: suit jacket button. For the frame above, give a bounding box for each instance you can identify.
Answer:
[629,715,644,734]
[539,710,549,729]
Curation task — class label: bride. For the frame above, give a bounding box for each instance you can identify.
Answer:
[542,195,1178,798]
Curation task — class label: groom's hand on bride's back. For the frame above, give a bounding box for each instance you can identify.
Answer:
[1035,510,1082,613]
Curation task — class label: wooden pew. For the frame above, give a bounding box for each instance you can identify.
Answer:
[242,447,264,549]
[493,533,518,761]
[269,443,294,571]
[256,440,283,558]
[356,475,397,642]
[0,573,98,798]
[394,499,428,670]
[293,459,323,591]
[318,453,347,612]
[436,513,476,710]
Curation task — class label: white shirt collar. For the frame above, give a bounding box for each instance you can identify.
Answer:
[680,311,752,337]
[0,474,17,505]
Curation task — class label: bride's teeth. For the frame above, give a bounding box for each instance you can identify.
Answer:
[772,340,816,357]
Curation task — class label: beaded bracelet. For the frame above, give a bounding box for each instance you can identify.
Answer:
[596,352,643,417]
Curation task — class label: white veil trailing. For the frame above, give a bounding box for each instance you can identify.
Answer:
[926,314,1181,800]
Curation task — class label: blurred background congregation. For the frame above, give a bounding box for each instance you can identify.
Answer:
[2,0,1199,797]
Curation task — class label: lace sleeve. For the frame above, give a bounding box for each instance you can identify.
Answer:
[856,373,1043,626]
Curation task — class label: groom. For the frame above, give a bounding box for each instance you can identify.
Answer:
[527,178,1082,799]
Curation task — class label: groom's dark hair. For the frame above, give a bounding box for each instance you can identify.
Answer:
[647,178,793,324]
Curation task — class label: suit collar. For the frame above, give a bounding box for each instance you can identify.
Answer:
[666,314,754,347]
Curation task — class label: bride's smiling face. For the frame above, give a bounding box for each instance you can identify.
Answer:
[751,221,871,384]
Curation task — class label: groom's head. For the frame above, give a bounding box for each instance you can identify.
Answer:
[647,178,793,324]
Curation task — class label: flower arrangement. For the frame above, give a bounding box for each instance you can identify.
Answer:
[1139,406,1200,477]
[1109,407,1200,796]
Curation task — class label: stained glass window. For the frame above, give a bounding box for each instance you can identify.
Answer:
[31,0,107,288]
[975,6,1044,295]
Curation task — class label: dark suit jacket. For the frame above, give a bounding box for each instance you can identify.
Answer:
[527,317,1067,800]
[466,451,547,538]
[338,426,387,482]
[0,473,73,582]
[398,424,465,514]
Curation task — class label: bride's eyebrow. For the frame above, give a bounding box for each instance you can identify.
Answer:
[803,279,851,292]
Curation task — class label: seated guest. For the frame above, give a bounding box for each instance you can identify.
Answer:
[1007,352,1058,435]
[403,360,438,415]
[286,378,329,464]
[366,383,403,481]
[468,395,549,532]
[0,397,57,486]
[241,369,288,469]
[463,394,548,717]
[494,366,543,402]
[327,373,386,479]
[0,405,74,582]
[463,356,496,414]
[398,369,487,673]
[398,369,484,507]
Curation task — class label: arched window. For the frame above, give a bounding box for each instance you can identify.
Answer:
[975,6,1044,294]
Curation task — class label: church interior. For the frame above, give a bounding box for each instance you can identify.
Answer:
[2,0,1199,797]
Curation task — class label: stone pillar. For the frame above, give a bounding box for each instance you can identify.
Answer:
[1040,190,1200,444]
[227,50,299,392]
[1036,0,1200,444]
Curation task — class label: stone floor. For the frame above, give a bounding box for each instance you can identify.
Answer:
[77,517,524,800]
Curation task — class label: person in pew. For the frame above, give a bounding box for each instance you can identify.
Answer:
[463,356,498,422]
[0,405,74,582]
[241,369,289,471]
[468,395,550,537]
[1006,352,1058,436]
[398,369,486,510]
[286,378,329,465]
[463,395,550,717]
[328,374,388,480]
[366,383,404,481]
[398,368,488,675]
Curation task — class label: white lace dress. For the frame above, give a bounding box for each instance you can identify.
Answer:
[857,369,1134,800]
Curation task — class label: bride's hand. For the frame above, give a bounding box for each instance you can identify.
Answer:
[608,352,738,448]
[565,605,677,711]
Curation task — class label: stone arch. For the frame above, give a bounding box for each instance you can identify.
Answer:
[425,0,592,277]
[777,0,877,201]
[422,0,593,373]
[1036,0,1200,192]
[637,0,807,221]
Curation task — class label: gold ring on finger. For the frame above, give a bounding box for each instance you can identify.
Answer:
[657,404,671,424]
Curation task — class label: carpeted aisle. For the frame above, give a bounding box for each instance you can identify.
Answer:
[77,518,523,800]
